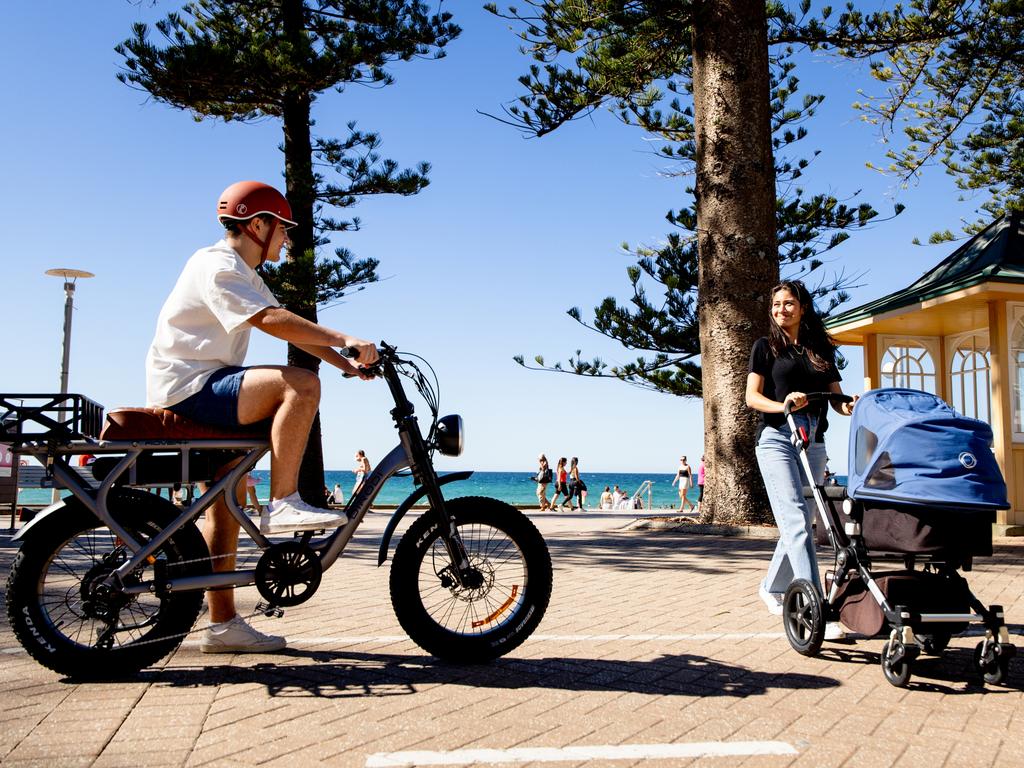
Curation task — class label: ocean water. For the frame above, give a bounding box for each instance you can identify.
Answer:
[18,470,699,510]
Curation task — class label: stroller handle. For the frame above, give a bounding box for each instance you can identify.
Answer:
[783,391,853,418]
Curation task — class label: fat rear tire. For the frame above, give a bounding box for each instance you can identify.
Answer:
[390,496,552,662]
[6,489,210,679]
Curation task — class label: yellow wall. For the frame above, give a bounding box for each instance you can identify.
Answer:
[1012,448,1024,521]
[987,300,1019,527]
[864,334,879,391]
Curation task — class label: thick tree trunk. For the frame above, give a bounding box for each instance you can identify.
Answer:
[282,0,326,506]
[691,0,779,525]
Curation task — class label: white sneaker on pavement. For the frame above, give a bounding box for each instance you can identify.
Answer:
[200,616,286,654]
[259,492,349,534]
[824,622,848,640]
[758,581,784,616]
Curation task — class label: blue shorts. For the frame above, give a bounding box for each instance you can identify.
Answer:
[167,366,246,427]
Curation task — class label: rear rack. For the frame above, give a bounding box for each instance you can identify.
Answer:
[0,393,105,445]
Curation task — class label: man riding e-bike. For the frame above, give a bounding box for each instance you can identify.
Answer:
[146,181,378,653]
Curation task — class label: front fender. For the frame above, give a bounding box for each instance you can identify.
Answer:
[377,471,473,566]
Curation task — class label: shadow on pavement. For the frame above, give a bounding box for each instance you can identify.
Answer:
[542,534,776,574]
[816,644,1023,693]
[84,651,842,699]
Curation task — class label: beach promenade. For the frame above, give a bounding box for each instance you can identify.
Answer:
[1,510,1022,767]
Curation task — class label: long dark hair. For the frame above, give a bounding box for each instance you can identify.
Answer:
[767,280,837,372]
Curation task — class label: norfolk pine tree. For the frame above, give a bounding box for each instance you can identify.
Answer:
[856,0,1024,234]
[514,50,892,400]
[491,0,967,524]
[117,1,459,503]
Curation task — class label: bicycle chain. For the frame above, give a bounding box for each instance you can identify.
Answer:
[81,551,285,651]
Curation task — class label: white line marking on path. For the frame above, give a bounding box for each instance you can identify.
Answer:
[365,741,799,766]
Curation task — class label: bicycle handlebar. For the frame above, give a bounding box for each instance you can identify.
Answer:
[782,391,854,418]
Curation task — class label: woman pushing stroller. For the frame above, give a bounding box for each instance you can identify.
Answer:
[745,280,858,638]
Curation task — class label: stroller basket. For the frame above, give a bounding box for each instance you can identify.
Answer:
[828,569,972,637]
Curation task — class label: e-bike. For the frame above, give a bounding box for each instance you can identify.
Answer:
[2,343,552,678]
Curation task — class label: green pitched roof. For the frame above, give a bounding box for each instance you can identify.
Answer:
[827,212,1024,328]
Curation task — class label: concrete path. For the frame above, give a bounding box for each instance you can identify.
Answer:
[1,509,1021,767]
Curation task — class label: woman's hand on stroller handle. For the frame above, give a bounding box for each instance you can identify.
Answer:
[783,391,853,417]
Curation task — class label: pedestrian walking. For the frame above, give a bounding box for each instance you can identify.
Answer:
[745,279,858,639]
[697,456,706,510]
[353,450,370,495]
[535,454,552,510]
[569,456,587,510]
[671,456,696,512]
[550,457,570,510]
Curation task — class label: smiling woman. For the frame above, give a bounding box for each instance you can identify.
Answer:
[744,280,857,633]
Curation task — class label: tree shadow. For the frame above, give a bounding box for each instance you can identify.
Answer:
[78,650,841,700]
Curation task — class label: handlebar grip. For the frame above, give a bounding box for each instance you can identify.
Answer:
[339,346,361,361]
[783,391,854,417]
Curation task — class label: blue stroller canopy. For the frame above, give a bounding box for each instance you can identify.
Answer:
[847,388,1008,510]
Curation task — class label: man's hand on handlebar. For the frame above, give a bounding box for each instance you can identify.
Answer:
[337,339,379,380]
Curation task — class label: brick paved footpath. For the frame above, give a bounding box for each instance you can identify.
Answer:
[0,511,1021,768]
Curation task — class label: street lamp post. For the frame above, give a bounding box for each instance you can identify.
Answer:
[44,268,94,501]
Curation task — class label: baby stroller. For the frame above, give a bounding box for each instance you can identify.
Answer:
[784,389,1016,688]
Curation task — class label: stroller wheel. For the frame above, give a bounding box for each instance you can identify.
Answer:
[881,640,916,687]
[973,642,1013,686]
[783,579,824,657]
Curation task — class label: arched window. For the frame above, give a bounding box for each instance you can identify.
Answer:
[880,339,937,393]
[948,333,990,422]
[1010,315,1024,437]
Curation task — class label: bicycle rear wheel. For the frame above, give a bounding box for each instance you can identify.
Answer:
[6,489,211,679]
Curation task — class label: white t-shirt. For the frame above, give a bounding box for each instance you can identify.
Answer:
[146,241,279,408]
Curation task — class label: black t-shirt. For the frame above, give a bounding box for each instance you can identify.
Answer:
[748,337,841,438]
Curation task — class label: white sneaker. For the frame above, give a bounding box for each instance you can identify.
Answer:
[758,581,784,616]
[259,492,349,534]
[824,622,847,641]
[200,616,286,654]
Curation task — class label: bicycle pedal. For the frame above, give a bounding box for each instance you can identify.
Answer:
[254,600,284,618]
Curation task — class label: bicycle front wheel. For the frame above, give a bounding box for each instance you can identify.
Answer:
[390,496,552,662]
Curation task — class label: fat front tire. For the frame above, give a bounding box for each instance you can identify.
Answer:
[390,496,552,662]
[6,490,211,679]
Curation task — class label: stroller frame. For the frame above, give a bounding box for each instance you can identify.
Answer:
[782,392,1015,687]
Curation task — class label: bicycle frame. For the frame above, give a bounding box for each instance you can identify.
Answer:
[13,344,473,597]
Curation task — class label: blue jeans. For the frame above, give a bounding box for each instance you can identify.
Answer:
[755,417,827,595]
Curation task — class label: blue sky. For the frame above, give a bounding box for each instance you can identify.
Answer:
[2,1,988,474]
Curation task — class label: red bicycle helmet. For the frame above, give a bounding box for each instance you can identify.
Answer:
[217,181,297,226]
[216,181,297,264]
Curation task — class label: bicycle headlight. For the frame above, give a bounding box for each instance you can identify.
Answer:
[435,414,464,457]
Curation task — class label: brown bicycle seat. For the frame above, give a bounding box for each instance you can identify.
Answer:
[100,408,267,441]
